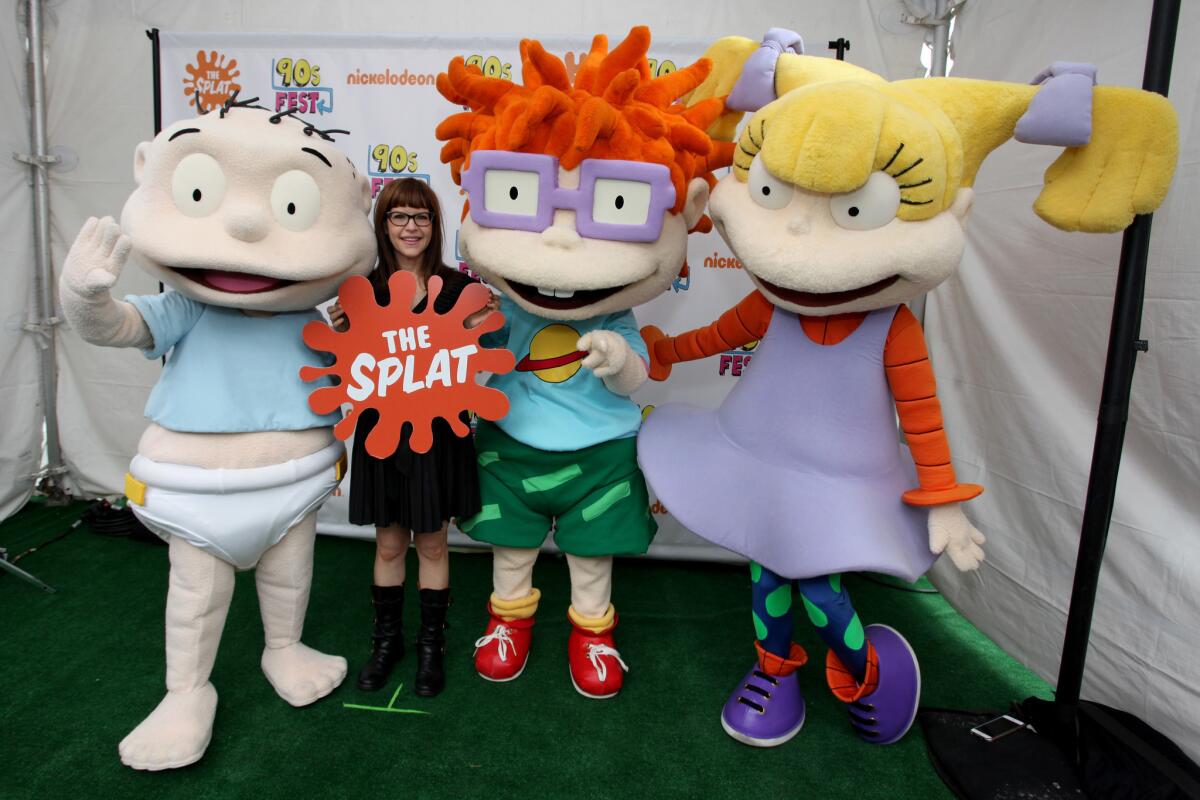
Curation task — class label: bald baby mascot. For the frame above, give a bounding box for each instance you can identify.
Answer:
[59,98,375,770]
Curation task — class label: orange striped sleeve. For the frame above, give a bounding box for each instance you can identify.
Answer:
[884,305,983,506]
[642,291,773,381]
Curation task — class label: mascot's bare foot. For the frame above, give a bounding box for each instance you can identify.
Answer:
[261,643,347,706]
[118,683,217,771]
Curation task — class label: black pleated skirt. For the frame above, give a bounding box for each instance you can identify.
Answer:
[347,409,481,533]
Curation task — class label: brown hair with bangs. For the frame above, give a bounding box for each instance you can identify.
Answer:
[369,178,453,298]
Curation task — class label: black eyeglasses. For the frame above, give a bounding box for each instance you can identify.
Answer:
[386,211,434,227]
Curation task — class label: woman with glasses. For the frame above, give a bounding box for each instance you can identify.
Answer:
[329,178,496,697]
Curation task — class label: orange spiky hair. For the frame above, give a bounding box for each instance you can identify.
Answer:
[436,26,734,231]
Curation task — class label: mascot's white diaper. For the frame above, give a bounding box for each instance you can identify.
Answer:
[125,441,346,569]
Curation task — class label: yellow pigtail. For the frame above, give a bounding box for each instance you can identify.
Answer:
[682,35,758,140]
[906,78,1177,232]
[772,53,884,93]
[1035,87,1178,232]
[902,78,1038,188]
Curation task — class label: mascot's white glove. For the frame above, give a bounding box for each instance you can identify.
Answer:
[63,216,131,299]
[928,502,986,572]
[578,330,647,396]
[60,216,151,348]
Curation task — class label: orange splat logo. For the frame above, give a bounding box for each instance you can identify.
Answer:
[183,50,242,113]
[301,272,514,457]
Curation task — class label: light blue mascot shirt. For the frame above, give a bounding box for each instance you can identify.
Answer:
[128,290,339,433]
[482,295,648,452]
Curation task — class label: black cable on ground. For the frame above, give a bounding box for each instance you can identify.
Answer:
[7,498,164,562]
[10,517,84,563]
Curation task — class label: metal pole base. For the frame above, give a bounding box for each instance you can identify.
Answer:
[0,547,56,592]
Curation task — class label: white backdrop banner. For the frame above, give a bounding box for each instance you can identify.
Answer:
[156,31,759,560]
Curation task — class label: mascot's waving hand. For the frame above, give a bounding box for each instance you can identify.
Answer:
[637,32,1178,746]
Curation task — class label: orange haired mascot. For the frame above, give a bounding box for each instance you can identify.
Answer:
[436,27,730,698]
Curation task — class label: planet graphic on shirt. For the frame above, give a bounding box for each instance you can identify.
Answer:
[516,323,586,383]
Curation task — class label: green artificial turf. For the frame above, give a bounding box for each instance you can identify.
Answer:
[0,500,1051,799]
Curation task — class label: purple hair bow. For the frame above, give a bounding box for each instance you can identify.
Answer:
[726,28,805,112]
[1014,61,1097,147]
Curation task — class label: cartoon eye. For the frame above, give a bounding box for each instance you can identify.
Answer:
[270,170,322,232]
[171,153,225,217]
[591,178,651,226]
[748,157,793,210]
[829,172,901,231]
[483,169,540,216]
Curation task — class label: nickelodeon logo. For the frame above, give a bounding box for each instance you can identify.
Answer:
[703,251,744,270]
[347,67,437,87]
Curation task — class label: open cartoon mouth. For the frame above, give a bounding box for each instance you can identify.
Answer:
[757,275,899,308]
[174,268,295,294]
[507,280,624,311]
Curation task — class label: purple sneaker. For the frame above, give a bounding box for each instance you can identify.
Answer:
[720,662,806,747]
[830,624,921,746]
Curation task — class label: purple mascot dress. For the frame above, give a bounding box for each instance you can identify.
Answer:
[638,305,927,747]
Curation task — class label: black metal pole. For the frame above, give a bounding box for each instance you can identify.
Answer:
[146,28,166,319]
[1055,0,1179,707]
[147,28,162,135]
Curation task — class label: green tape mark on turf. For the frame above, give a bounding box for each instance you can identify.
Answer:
[522,464,583,493]
[581,481,631,522]
[765,585,792,617]
[458,504,500,533]
[342,683,431,715]
[477,451,500,466]
[342,705,430,715]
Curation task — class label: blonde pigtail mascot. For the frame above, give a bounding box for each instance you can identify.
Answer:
[58,101,376,769]
[435,27,731,698]
[637,33,1178,746]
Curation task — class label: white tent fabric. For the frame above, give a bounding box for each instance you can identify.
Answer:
[927,0,1200,762]
[1,18,45,521]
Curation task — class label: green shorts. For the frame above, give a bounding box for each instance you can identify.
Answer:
[460,421,656,557]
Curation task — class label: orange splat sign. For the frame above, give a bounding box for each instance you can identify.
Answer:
[301,272,514,457]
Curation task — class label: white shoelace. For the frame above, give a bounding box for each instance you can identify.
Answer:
[474,625,515,662]
[585,643,629,682]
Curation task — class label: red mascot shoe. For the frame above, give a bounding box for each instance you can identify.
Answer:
[568,614,628,699]
[473,604,535,682]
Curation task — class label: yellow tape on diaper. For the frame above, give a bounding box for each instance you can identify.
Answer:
[124,473,147,506]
